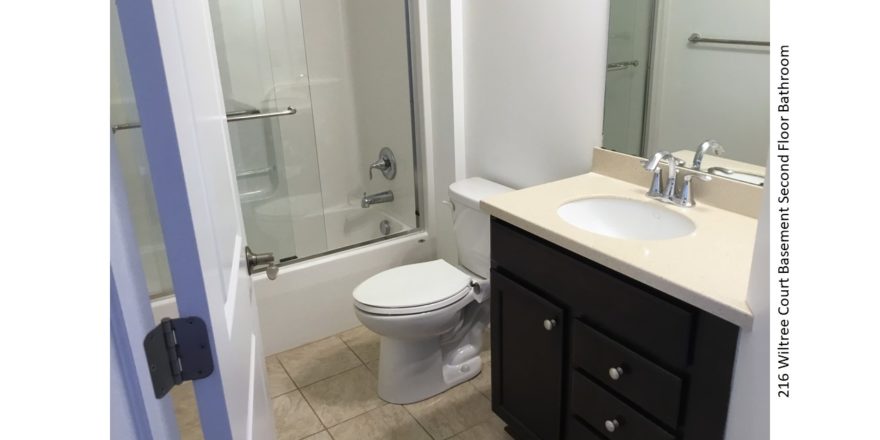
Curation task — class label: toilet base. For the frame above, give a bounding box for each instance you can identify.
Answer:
[375,299,489,404]
[376,336,483,404]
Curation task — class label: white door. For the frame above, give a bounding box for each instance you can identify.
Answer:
[115,0,275,438]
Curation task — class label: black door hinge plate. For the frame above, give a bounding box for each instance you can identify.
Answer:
[143,316,214,398]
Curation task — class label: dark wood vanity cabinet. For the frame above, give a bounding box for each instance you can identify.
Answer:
[489,219,740,440]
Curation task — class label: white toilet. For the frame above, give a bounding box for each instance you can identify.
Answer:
[352,177,512,404]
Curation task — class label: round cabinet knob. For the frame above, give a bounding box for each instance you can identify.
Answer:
[543,319,557,331]
[608,367,624,381]
[604,419,620,433]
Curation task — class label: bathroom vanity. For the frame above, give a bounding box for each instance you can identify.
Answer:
[481,150,760,440]
[489,219,737,440]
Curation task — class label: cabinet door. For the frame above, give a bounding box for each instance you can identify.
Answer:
[492,271,564,440]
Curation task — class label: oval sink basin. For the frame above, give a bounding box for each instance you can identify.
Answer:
[557,197,695,240]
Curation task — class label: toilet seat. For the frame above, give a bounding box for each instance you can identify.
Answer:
[353,260,474,316]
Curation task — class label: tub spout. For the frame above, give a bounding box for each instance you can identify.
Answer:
[362,190,394,208]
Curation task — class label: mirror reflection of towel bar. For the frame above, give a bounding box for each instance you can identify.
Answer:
[688,33,769,47]
[607,60,639,71]
[111,106,297,133]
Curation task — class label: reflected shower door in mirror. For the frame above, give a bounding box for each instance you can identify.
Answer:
[601,0,769,185]
[603,0,654,157]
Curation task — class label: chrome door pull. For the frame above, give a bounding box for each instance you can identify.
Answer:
[246,246,279,280]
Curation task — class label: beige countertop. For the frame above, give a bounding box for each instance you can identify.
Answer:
[481,172,757,328]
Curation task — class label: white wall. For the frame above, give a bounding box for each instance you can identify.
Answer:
[461,0,609,189]
[724,190,770,439]
[647,0,769,165]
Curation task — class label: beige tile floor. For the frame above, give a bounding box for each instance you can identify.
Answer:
[172,326,508,440]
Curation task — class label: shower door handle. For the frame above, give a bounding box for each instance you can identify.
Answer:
[245,246,279,280]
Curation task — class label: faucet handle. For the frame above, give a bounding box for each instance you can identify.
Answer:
[646,167,664,199]
[677,173,712,207]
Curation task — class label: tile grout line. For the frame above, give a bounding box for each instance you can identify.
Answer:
[311,400,393,434]
[298,364,384,430]
[338,328,379,365]
[275,336,365,389]
[271,388,325,438]
[270,337,365,434]
[401,404,437,440]
[267,355,299,396]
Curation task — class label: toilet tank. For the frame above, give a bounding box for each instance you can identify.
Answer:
[448,178,513,278]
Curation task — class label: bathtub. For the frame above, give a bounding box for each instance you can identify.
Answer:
[252,229,435,355]
[151,225,435,355]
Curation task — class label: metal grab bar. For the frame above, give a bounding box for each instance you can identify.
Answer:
[111,106,296,133]
[688,33,769,47]
[606,60,640,72]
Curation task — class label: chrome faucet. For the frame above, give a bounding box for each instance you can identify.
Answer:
[643,151,681,200]
[691,139,725,170]
[643,151,711,207]
[361,190,395,208]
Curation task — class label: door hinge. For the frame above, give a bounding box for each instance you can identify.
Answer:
[143,317,214,398]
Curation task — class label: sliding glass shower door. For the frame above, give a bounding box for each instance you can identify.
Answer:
[207,0,328,264]
[111,0,421,294]
[207,0,420,264]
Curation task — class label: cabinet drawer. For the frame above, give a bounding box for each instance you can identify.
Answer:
[491,219,693,368]
[567,417,604,440]
[572,321,682,427]
[570,372,675,440]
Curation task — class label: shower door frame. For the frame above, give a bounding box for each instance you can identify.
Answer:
[263,0,429,270]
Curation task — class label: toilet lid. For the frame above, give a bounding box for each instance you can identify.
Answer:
[353,259,472,310]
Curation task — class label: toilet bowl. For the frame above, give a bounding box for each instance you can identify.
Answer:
[351,177,512,404]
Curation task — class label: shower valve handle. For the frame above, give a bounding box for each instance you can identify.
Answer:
[369,158,390,180]
[368,147,397,180]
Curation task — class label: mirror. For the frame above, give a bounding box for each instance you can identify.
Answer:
[602,0,769,185]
